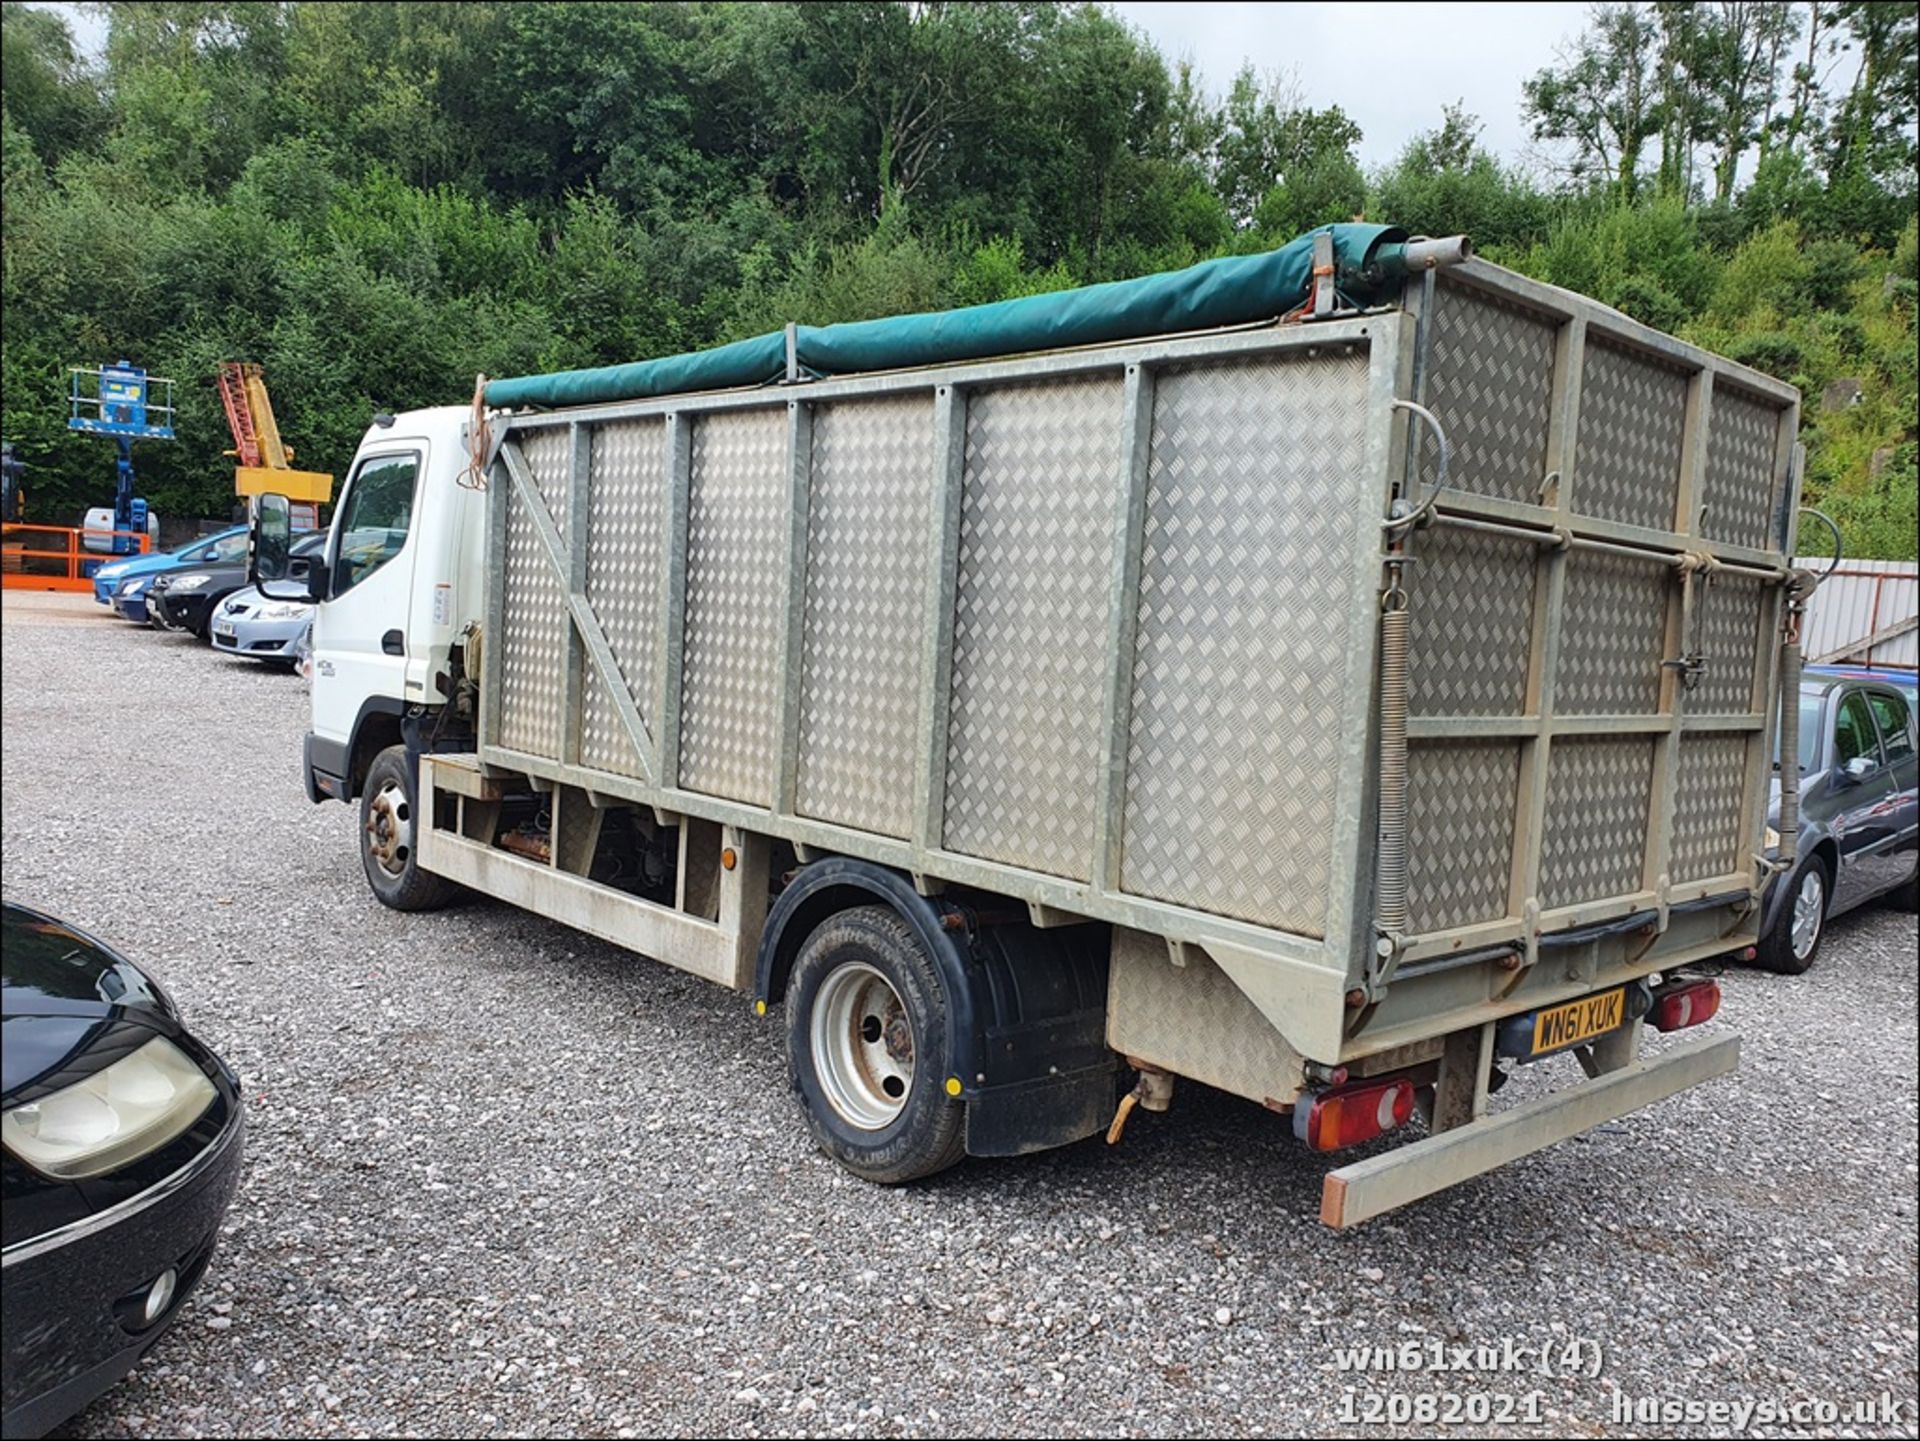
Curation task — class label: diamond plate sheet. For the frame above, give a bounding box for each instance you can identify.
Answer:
[580,418,667,778]
[1107,930,1303,1105]
[1701,387,1783,551]
[1406,740,1521,934]
[1574,340,1688,532]
[679,409,788,805]
[496,427,572,760]
[1407,525,1537,716]
[1120,352,1369,935]
[941,377,1123,878]
[1670,734,1750,882]
[1539,736,1655,910]
[1556,549,1669,715]
[795,395,934,837]
[1420,280,1558,506]
[1691,572,1767,714]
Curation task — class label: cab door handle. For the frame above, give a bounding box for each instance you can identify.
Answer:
[382,629,404,656]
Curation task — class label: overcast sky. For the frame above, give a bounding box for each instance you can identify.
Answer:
[1111,1,1590,170]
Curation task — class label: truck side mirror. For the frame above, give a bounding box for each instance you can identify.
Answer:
[252,494,291,581]
[251,494,310,601]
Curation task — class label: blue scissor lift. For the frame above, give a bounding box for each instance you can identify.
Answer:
[69,361,175,557]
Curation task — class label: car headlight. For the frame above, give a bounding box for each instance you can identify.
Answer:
[169,574,211,592]
[1,1035,216,1179]
[260,603,310,620]
[119,578,148,595]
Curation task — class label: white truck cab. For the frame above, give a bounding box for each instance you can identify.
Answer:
[296,406,485,804]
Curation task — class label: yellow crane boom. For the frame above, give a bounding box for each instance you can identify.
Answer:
[217,361,333,504]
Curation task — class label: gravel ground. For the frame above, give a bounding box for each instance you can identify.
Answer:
[3,589,1916,1440]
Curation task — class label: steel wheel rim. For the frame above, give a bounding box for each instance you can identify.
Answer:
[1791,870,1824,960]
[810,961,913,1130]
[365,779,412,877]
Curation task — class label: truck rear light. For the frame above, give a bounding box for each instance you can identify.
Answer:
[1648,978,1721,1033]
[1293,1077,1416,1152]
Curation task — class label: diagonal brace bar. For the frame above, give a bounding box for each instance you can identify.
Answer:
[499,439,658,785]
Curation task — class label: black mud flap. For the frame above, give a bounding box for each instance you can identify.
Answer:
[964,1062,1120,1158]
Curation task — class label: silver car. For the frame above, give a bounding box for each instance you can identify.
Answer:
[209,586,312,666]
[209,534,325,667]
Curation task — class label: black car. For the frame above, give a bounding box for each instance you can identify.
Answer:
[151,532,325,641]
[1752,671,1919,973]
[1,904,243,1440]
[147,561,249,639]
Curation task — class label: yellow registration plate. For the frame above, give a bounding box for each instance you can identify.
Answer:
[1531,988,1625,1055]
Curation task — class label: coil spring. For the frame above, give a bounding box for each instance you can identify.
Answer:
[1377,598,1411,938]
[1776,615,1802,850]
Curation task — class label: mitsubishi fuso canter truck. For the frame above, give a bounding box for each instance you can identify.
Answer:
[249,223,1814,1226]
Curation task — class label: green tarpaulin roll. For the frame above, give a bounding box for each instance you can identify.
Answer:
[484,222,1408,411]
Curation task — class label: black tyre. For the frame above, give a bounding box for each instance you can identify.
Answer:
[359,744,460,912]
[1753,856,1830,975]
[785,905,965,1184]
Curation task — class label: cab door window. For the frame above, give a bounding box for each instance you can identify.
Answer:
[332,453,420,596]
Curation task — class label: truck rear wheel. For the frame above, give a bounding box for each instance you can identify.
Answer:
[360,745,460,912]
[786,905,965,1184]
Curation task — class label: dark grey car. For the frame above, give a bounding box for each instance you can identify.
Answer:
[1755,674,1919,972]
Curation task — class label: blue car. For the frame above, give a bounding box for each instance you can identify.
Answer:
[93,527,250,625]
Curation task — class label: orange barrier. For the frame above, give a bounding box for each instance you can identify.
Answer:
[1,523,152,592]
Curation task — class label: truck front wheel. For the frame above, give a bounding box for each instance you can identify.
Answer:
[359,745,460,912]
[786,905,965,1183]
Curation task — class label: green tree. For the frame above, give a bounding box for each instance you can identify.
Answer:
[1210,65,1362,231]
[1523,3,1663,201]
[1696,1,1801,203]
[1371,105,1555,254]
[1,2,104,163]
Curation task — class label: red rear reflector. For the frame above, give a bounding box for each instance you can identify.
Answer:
[1294,1077,1417,1152]
[1649,978,1721,1033]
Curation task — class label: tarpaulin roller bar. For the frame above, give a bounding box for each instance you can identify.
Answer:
[484,223,1409,411]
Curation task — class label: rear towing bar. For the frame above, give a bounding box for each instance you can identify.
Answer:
[1320,1031,1740,1228]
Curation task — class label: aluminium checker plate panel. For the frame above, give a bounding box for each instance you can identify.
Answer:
[478,257,1799,1027]
[482,315,1400,997]
[941,376,1123,880]
[1398,263,1799,954]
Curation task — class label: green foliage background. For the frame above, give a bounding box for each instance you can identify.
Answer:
[2,1,1914,555]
